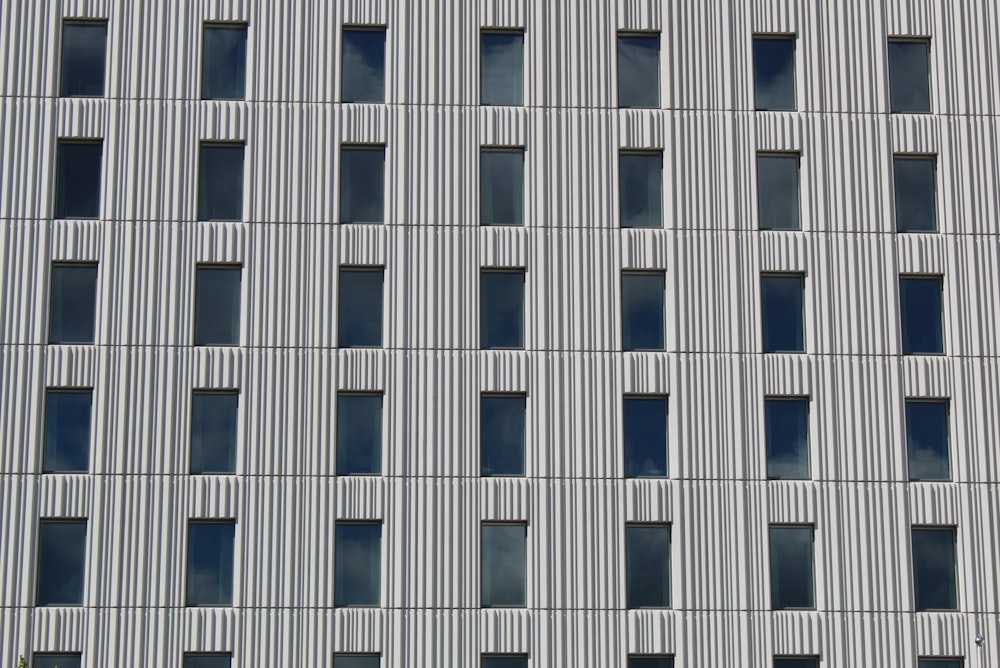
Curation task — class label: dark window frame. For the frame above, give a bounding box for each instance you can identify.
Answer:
[480,520,528,608]
[756,151,801,231]
[773,656,821,668]
[35,517,88,606]
[479,145,525,226]
[616,30,662,109]
[760,272,806,353]
[193,263,243,346]
[340,24,388,103]
[189,388,240,475]
[339,143,387,224]
[59,18,109,98]
[624,522,672,609]
[334,520,383,608]
[53,138,104,219]
[200,21,249,101]
[480,392,528,477]
[622,393,669,478]
[752,33,797,111]
[337,265,386,348]
[480,28,525,106]
[905,397,951,481]
[911,525,959,611]
[916,658,964,668]
[42,386,94,473]
[185,518,237,607]
[768,523,816,610]
[47,261,99,344]
[31,653,84,668]
[763,394,810,480]
[618,149,664,229]
[182,652,234,668]
[479,267,526,350]
[626,656,676,668]
[887,36,932,114]
[892,153,938,233]
[197,141,246,221]
[899,273,945,355]
[621,270,666,351]
[336,391,384,476]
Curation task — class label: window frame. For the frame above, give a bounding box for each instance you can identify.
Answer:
[197,141,246,221]
[47,261,99,344]
[479,267,526,350]
[200,21,249,101]
[917,659,964,668]
[626,656,675,668]
[756,151,801,231]
[480,392,528,477]
[193,263,243,347]
[480,521,528,608]
[624,522,672,609]
[752,33,797,111]
[760,272,806,353]
[189,389,240,475]
[904,397,951,481]
[911,525,959,611]
[620,270,666,351]
[887,36,932,114]
[35,517,88,606]
[898,274,945,355]
[340,24,388,103]
[480,28,525,106]
[59,18,108,98]
[481,654,530,668]
[892,153,938,233]
[622,393,669,478]
[335,391,384,476]
[763,394,810,480]
[618,149,664,229]
[773,657,821,668]
[182,653,234,668]
[53,138,104,219]
[616,30,661,109]
[184,518,237,607]
[332,654,382,668]
[339,143,387,224]
[479,145,525,226]
[42,386,94,473]
[31,653,84,668]
[768,523,816,610]
[334,520,383,607]
[336,265,386,348]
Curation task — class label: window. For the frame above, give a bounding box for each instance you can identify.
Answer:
[337,393,383,475]
[769,525,814,609]
[918,660,963,668]
[765,397,809,479]
[60,21,107,96]
[912,527,957,610]
[481,394,526,476]
[43,389,92,473]
[480,148,524,226]
[761,274,804,353]
[197,143,245,221]
[623,395,667,477]
[481,31,523,105]
[340,146,385,223]
[899,276,943,354]
[335,522,381,606]
[33,655,83,668]
[194,265,242,346]
[894,155,937,232]
[482,657,528,668]
[619,152,662,228]
[621,272,665,351]
[54,140,102,218]
[625,524,670,608]
[201,24,247,100]
[753,35,796,111]
[888,39,931,113]
[186,520,235,606]
[341,27,386,103]
[48,264,98,344]
[617,33,660,108]
[480,270,525,349]
[481,522,526,607]
[190,391,238,474]
[774,659,819,668]
[906,400,950,481]
[337,267,384,347]
[333,656,381,668]
[757,153,800,230]
[35,519,87,605]
[628,658,674,668]
[183,654,232,668]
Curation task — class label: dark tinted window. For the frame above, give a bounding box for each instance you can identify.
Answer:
[333,657,381,668]
[765,397,809,479]
[338,268,384,347]
[769,525,814,609]
[342,28,386,103]
[628,659,674,668]
[753,36,796,110]
[761,274,804,353]
[481,523,526,607]
[55,141,102,218]
[894,156,937,232]
[774,659,819,668]
[340,146,385,223]
[482,658,528,668]
[194,266,241,346]
[335,523,381,606]
[33,655,83,668]
[186,521,235,605]
[623,396,667,477]
[912,527,957,610]
[622,272,664,351]
[619,152,662,228]
[481,394,526,476]
[198,143,244,221]
[36,520,87,605]
[60,21,107,96]
[480,270,525,349]
[917,660,963,668]
[337,394,383,475]
[625,524,670,608]
[184,655,232,668]
[201,24,247,100]
[481,149,524,226]
[618,34,660,108]
[43,389,92,473]
[900,276,943,354]
[757,154,800,230]
[48,264,98,343]
[481,32,523,105]
[190,392,239,474]
[888,39,931,113]
[906,400,950,481]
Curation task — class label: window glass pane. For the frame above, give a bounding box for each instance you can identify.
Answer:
[481,395,526,476]
[36,520,86,605]
[481,32,523,105]
[481,149,524,226]
[619,153,662,228]
[765,398,809,479]
[55,141,102,218]
[342,28,386,103]
[480,270,525,349]
[33,655,83,668]
[889,40,931,113]
[628,659,675,668]
[337,394,383,475]
[481,523,526,606]
[186,521,235,605]
[894,157,937,232]
[906,400,950,481]
[753,37,796,110]
[774,659,819,668]
[617,34,659,108]
[60,22,107,96]
[761,275,804,353]
[194,266,241,346]
[190,392,238,474]
[48,264,98,343]
[917,660,963,668]
[623,396,667,477]
[335,523,381,606]
[183,655,232,668]
[333,657,381,668]
[769,526,814,609]
[201,25,247,100]
[900,276,943,354]
[622,273,664,351]
[912,527,957,610]
[340,147,386,223]
[757,154,800,230]
[482,658,528,668]
[43,389,92,473]
[626,525,670,608]
[198,144,245,221]
[338,268,384,347]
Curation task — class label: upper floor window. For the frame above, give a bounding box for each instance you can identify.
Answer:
[183,654,232,668]
[335,522,381,606]
[888,38,931,113]
[186,520,235,606]
[911,526,957,610]
[918,660,963,668]
[340,145,386,223]
[190,391,239,474]
[198,142,245,221]
[48,263,98,344]
[623,395,667,477]
[906,399,950,481]
[54,140,103,219]
[893,155,937,232]
[899,275,943,354]
[482,657,528,668]
[43,388,92,473]
[481,147,524,226]
[774,659,819,668]
[33,655,83,668]
[201,24,247,100]
[60,20,107,97]
[628,659,674,668]
[481,30,523,105]
[194,265,242,346]
[342,27,386,103]
[336,393,383,475]
[481,522,527,607]
[480,269,525,349]
[337,267,384,347]
[35,519,87,605]
[769,525,814,609]
[481,394,526,476]
[333,656,381,668]
[757,153,800,230]
[625,524,670,608]
[619,151,662,228]
[761,274,804,353]
[617,33,659,108]
[753,35,796,111]
[765,396,809,479]
[621,272,665,351]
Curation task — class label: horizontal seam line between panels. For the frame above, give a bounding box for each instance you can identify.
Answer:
[0,605,994,613]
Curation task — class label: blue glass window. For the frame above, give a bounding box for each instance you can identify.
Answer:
[619,152,662,228]
[54,141,102,219]
[900,276,943,354]
[765,397,809,479]
[769,525,814,609]
[482,657,528,668]
[481,31,523,105]
[186,520,235,606]
[481,148,524,226]
[481,523,526,607]
[628,658,674,668]
[622,272,664,351]
[335,523,381,606]
[480,270,525,349]
[340,146,385,223]
[917,660,963,668]
[617,33,660,108]
[190,392,239,474]
[623,396,667,477]
[194,266,241,346]
[761,274,804,353]
[334,656,380,668]
[774,659,819,668]
[889,39,931,113]
[183,654,232,668]
[894,156,937,232]
[906,400,950,481]
[35,520,87,605]
[43,389,92,473]
[342,28,386,103]
[33,655,83,668]
[60,21,107,96]
[753,36,796,111]
[481,394,526,476]
[337,394,383,475]
[48,264,98,344]
[625,524,670,608]
[338,268,384,347]
[757,154,800,230]
[201,24,247,100]
[198,143,244,221]
[912,527,957,610]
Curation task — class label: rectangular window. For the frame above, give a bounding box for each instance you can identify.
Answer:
[60,20,107,97]
[337,393,383,475]
[918,660,963,668]
[197,143,245,221]
[619,151,662,228]
[628,658,674,668]
[481,522,527,607]
[765,397,809,480]
[481,394,526,476]
[33,655,83,668]
[621,272,665,351]
[480,269,525,349]
[617,33,660,108]
[482,657,529,668]
[341,27,386,103]
[753,35,796,111]
[340,145,386,223]
[183,654,233,668]
[894,155,937,232]
[481,31,523,106]
[194,265,242,346]
[906,399,950,481]
[35,519,87,605]
[769,525,814,609]
[761,274,804,353]
[43,389,92,473]
[54,140,102,219]
[334,656,381,668]
[48,263,98,344]
[774,658,820,668]
[190,391,239,474]
[912,527,957,610]
[335,522,381,606]
[757,153,800,230]
[625,524,670,608]
[480,148,524,226]
[888,39,931,113]
[201,24,247,100]
[186,520,235,606]
[337,267,384,347]
[900,275,943,354]
[623,395,667,477]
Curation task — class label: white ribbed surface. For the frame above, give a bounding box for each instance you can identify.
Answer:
[2,0,999,666]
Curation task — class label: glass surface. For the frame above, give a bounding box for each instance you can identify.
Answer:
[342,28,386,103]
[198,144,245,221]
[765,398,809,479]
[773,660,819,668]
[55,141,102,218]
[36,520,86,605]
[481,523,526,606]
[48,264,98,343]
[481,149,524,226]
[201,25,247,100]
[183,655,232,668]
[912,527,957,610]
[190,392,239,474]
[753,37,796,110]
[60,22,107,96]
[337,394,383,475]
[619,152,662,228]
[43,390,92,473]
[186,521,235,605]
[33,655,83,668]
[338,268,384,347]
[623,396,667,477]
[481,32,523,105]
[625,525,670,608]
[906,400,950,480]
[917,660,963,668]
[621,273,664,351]
[894,157,937,232]
[480,270,525,349]
[481,395,526,476]
[757,154,800,230]
[900,276,943,354]
[482,658,528,668]
[769,526,814,609]
[333,657,381,668]
[889,40,931,113]
[340,147,385,223]
[194,266,241,345]
[628,659,674,668]
[335,523,381,606]
[618,34,660,108]
[761,275,804,352]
